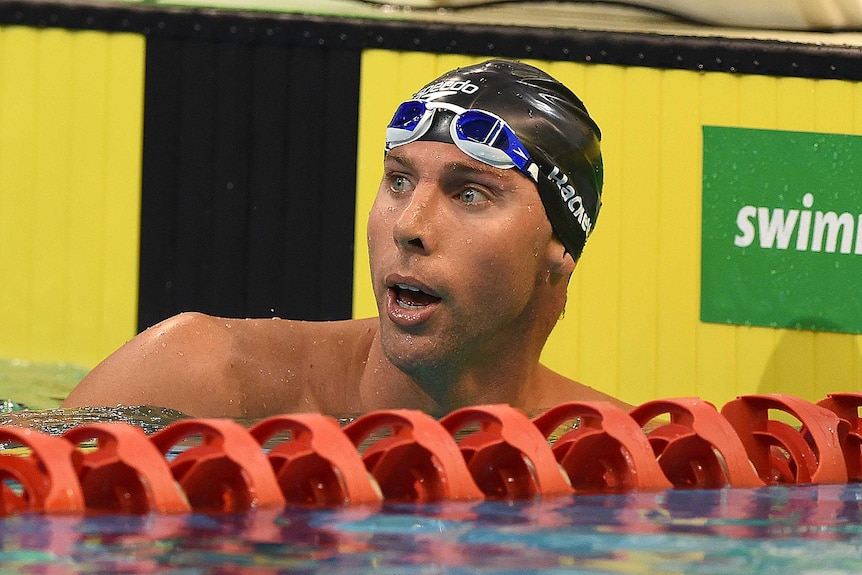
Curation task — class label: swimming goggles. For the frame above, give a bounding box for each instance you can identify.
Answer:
[385,99,539,183]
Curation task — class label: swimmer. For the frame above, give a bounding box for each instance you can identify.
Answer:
[62,59,626,418]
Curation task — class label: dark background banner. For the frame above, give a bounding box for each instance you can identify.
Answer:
[139,38,360,329]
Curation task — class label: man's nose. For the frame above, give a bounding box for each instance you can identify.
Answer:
[393,184,438,253]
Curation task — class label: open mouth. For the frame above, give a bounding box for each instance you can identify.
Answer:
[393,283,441,309]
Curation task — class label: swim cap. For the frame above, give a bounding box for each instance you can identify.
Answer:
[386,59,603,261]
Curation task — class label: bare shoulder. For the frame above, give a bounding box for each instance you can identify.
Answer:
[63,312,231,415]
[229,315,379,408]
[530,365,631,412]
[222,315,379,415]
[63,313,379,418]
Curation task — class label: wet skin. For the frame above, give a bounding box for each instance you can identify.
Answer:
[62,141,625,417]
[365,141,574,408]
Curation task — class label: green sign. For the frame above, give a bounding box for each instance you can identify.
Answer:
[701,126,862,334]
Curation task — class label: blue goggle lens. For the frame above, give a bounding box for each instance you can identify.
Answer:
[457,112,503,144]
[386,100,535,179]
[388,101,427,131]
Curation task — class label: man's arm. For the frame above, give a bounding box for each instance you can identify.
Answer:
[62,312,243,417]
[63,314,380,418]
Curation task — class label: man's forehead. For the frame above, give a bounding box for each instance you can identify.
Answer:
[386,142,514,177]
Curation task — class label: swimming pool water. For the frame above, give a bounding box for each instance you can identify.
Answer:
[0,358,85,412]
[2,483,862,574]
[2,362,861,574]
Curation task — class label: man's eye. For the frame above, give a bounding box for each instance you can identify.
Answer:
[390,175,412,193]
[458,188,489,205]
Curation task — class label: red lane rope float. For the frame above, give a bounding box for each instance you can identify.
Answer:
[2,392,862,516]
[249,414,382,507]
[440,404,572,499]
[63,423,190,514]
[149,419,285,512]
[721,394,848,485]
[342,409,484,503]
[532,401,672,493]
[628,398,763,489]
[817,393,862,481]
[0,428,84,514]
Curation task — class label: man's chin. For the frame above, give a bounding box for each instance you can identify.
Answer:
[378,328,444,376]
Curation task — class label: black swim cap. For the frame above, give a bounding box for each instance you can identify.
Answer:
[393,59,603,261]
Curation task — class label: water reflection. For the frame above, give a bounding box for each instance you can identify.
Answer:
[0,405,190,436]
[1,485,862,573]
[1,407,862,573]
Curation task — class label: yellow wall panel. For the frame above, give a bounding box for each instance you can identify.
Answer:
[563,64,625,399]
[655,69,700,400]
[101,35,146,363]
[617,66,662,405]
[776,77,816,131]
[0,27,38,360]
[813,332,854,400]
[32,30,74,358]
[355,50,862,407]
[814,79,855,132]
[0,26,145,368]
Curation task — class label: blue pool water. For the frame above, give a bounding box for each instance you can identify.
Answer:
[2,483,862,573]
[2,364,862,573]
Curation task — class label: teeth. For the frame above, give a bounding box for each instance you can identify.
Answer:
[396,283,421,292]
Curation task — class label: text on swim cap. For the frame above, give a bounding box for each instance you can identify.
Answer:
[548,167,593,237]
[415,79,480,100]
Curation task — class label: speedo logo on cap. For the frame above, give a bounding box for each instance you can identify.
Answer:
[547,167,593,237]
[415,79,480,100]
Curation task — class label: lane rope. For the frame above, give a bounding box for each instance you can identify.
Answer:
[0,392,859,514]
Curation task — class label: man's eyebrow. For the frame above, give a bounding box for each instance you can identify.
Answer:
[443,159,499,177]
[383,151,417,171]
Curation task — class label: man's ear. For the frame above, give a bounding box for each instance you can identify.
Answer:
[548,241,577,277]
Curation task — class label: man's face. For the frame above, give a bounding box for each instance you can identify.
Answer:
[367,140,566,377]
